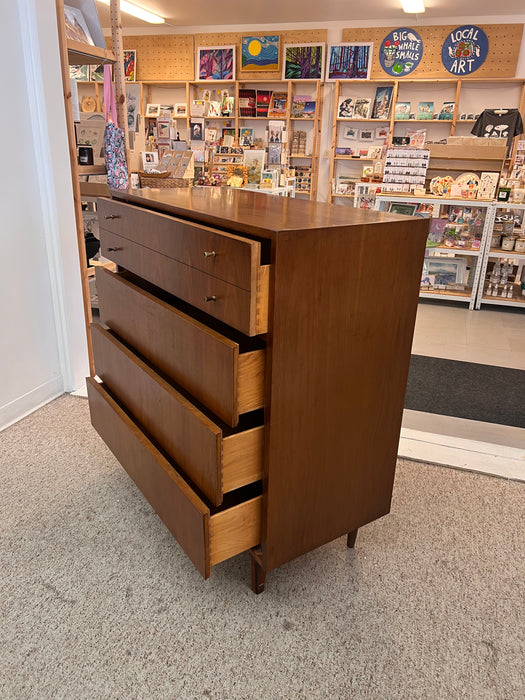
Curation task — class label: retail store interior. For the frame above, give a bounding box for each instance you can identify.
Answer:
[1,1,524,697]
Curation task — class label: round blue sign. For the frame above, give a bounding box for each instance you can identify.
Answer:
[379,28,423,76]
[441,25,488,75]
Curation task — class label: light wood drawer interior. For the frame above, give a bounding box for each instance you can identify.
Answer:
[92,324,264,506]
[96,268,265,427]
[87,378,262,579]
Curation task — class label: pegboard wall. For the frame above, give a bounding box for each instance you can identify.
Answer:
[342,25,523,79]
[106,34,195,81]
[107,30,327,82]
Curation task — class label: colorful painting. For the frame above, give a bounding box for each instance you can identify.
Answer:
[441,25,488,75]
[123,50,136,81]
[326,43,372,80]
[283,44,325,81]
[379,28,423,76]
[241,35,279,72]
[197,46,235,80]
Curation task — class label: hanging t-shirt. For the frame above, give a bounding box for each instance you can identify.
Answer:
[471,109,524,149]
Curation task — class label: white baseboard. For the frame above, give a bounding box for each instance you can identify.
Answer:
[0,377,64,432]
[399,410,525,482]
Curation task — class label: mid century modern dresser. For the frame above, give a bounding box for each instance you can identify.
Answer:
[87,187,428,592]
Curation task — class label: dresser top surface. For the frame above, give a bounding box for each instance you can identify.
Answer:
[111,187,420,239]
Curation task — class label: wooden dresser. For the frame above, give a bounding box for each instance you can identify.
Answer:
[87,187,428,592]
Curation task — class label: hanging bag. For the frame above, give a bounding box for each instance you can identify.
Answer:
[103,64,129,190]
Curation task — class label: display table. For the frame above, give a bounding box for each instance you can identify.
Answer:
[88,187,428,592]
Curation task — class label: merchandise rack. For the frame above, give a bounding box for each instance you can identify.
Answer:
[375,194,496,310]
[475,202,525,309]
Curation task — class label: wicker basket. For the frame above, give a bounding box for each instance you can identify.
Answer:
[138,171,193,189]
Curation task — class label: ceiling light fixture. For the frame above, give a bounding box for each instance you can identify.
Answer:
[96,0,165,24]
[401,0,425,12]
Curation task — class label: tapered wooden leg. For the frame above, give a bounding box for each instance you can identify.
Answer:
[347,529,358,548]
[249,547,266,594]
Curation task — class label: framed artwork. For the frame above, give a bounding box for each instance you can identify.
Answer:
[423,257,466,286]
[156,119,171,140]
[375,126,390,140]
[123,50,136,81]
[417,101,434,119]
[145,104,161,118]
[63,5,94,45]
[359,129,374,143]
[241,35,280,72]
[343,126,357,140]
[326,43,372,81]
[371,86,393,120]
[126,83,141,132]
[283,43,325,80]
[175,103,187,117]
[353,98,371,120]
[197,46,235,80]
[142,151,159,171]
[243,149,266,184]
[89,64,105,82]
[337,97,354,119]
[477,172,500,200]
[69,65,89,81]
[388,202,417,216]
[75,122,105,164]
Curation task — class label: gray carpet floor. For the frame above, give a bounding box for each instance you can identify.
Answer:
[1,395,524,700]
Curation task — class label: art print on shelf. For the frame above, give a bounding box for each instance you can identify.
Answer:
[283,44,325,80]
[441,25,489,76]
[326,43,372,80]
[70,65,89,81]
[353,98,371,120]
[337,97,354,119]
[439,102,455,120]
[375,126,390,140]
[197,46,235,80]
[371,86,393,120]
[90,64,105,82]
[359,128,375,143]
[379,28,423,76]
[343,126,357,140]
[123,50,136,81]
[175,103,187,117]
[423,257,466,287]
[477,172,500,200]
[63,5,94,45]
[142,151,159,171]
[241,35,280,72]
[145,104,161,118]
[243,149,266,184]
[417,101,434,119]
[388,202,417,216]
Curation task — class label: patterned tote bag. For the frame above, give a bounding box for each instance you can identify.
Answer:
[103,64,129,190]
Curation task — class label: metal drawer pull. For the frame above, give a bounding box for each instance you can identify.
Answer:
[204,295,216,302]
[107,246,121,252]
[104,214,120,219]
[203,251,216,257]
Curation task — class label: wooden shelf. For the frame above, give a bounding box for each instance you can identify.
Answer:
[337,118,390,123]
[290,117,316,121]
[420,287,472,299]
[78,165,107,175]
[488,247,525,258]
[335,156,375,161]
[67,40,115,66]
[395,119,451,123]
[79,181,110,197]
[427,144,507,160]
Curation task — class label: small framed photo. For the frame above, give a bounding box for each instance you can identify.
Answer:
[197,46,235,80]
[156,119,171,140]
[175,103,187,117]
[145,104,161,118]
[359,128,374,142]
[343,126,357,140]
[241,35,280,72]
[375,126,389,140]
[326,43,372,81]
[123,49,136,81]
[142,151,159,171]
[388,202,417,216]
[283,43,325,80]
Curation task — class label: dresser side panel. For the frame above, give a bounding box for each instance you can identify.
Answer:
[263,218,428,571]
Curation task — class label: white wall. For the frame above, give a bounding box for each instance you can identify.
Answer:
[0,0,89,430]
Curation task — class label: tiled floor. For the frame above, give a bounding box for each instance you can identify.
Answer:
[404,300,525,480]
[412,300,525,370]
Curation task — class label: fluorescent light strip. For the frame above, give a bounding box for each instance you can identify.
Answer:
[96,0,165,24]
[401,0,425,12]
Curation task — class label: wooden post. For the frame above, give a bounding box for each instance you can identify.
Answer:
[109,0,130,170]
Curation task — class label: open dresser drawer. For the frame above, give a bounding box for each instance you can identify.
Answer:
[87,377,262,579]
[96,268,265,427]
[91,324,263,506]
[98,198,269,336]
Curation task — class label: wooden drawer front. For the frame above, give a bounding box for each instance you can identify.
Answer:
[98,198,259,291]
[96,268,265,427]
[100,230,266,336]
[91,324,264,506]
[87,378,262,579]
